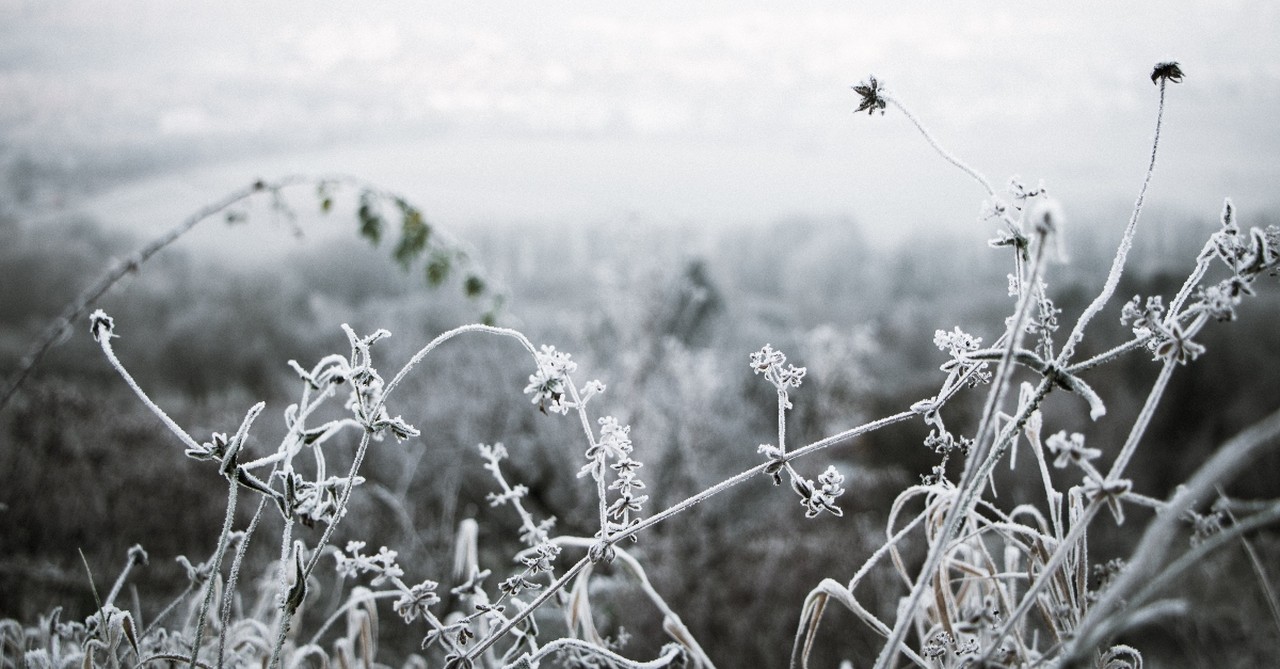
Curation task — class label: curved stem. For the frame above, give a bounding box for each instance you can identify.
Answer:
[378,323,538,410]
[1,175,328,412]
[987,500,1102,655]
[95,328,202,453]
[885,96,998,198]
[305,590,401,648]
[1057,80,1169,365]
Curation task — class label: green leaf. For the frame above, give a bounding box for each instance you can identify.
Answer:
[357,190,382,245]
[480,295,504,325]
[317,182,333,213]
[463,275,485,298]
[393,200,431,268]
[426,251,452,287]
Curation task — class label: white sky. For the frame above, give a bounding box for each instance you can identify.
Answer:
[3,1,1279,247]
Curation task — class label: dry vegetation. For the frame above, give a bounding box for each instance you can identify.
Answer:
[3,62,1280,668]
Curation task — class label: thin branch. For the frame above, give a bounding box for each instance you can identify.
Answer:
[1,176,314,411]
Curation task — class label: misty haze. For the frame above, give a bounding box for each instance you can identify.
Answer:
[3,3,1280,668]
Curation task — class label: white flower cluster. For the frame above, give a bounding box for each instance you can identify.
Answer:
[750,343,807,392]
[523,345,577,415]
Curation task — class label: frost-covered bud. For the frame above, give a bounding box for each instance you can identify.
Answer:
[335,541,405,586]
[591,416,633,460]
[851,75,887,115]
[499,574,538,596]
[385,415,420,442]
[777,364,807,388]
[818,465,846,497]
[749,344,786,373]
[520,542,561,573]
[1151,61,1185,86]
[799,465,846,518]
[1197,283,1239,321]
[580,379,606,403]
[934,327,981,356]
[89,309,116,343]
[1119,296,1143,326]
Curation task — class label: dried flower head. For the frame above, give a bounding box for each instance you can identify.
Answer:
[1153,321,1206,365]
[852,76,888,115]
[1151,61,1185,85]
[89,309,116,343]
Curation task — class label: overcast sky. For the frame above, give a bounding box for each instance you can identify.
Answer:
[3,1,1279,247]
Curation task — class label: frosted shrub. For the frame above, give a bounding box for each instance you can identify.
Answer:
[4,60,1280,669]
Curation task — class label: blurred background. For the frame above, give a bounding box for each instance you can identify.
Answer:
[3,2,1280,666]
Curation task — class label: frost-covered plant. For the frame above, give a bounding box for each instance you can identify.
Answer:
[785,61,1280,669]
[7,59,1280,669]
[68,296,723,668]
